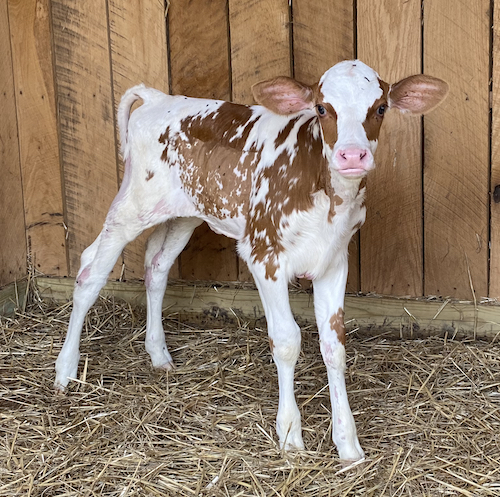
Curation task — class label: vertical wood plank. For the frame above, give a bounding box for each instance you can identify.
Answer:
[8,0,67,276]
[229,0,291,281]
[424,0,490,299]
[52,0,120,277]
[491,1,500,299]
[0,0,26,286]
[293,0,353,84]
[357,0,423,296]
[108,0,170,280]
[169,0,237,281]
[292,0,358,291]
[229,0,291,105]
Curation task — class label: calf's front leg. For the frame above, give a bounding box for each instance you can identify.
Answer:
[313,260,364,462]
[250,266,304,451]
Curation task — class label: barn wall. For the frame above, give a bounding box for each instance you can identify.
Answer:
[1,0,497,300]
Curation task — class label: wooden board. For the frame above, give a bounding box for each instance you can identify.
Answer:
[0,0,26,286]
[36,277,500,340]
[229,0,291,105]
[108,0,170,279]
[292,0,359,292]
[51,0,120,277]
[292,0,354,84]
[423,0,490,299]
[229,0,291,281]
[8,0,67,276]
[491,2,500,299]
[169,0,238,281]
[357,0,423,296]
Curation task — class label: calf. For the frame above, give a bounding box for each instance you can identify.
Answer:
[55,60,448,461]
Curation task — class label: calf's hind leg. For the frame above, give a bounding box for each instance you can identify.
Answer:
[144,217,202,369]
[54,208,147,391]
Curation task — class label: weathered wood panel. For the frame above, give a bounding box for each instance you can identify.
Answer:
[358,0,423,296]
[108,0,170,279]
[292,0,359,292]
[169,0,237,281]
[491,2,500,299]
[0,0,26,286]
[229,0,291,281]
[229,0,291,105]
[51,0,120,277]
[8,0,67,276]
[423,0,490,299]
[37,277,500,340]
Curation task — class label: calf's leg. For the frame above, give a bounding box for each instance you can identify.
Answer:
[54,200,152,391]
[250,266,304,450]
[313,260,364,461]
[144,218,202,369]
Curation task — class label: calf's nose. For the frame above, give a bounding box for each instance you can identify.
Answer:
[334,147,373,177]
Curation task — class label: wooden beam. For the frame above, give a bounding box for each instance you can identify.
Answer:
[357,0,423,296]
[423,0,490,299]
[0,0,26,286]
[8,0,67,276]
[36,277,500,339]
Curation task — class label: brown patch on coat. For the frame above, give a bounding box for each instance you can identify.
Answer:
[274,116,301,148]
[246,118,327,279]
[362,80,389,142]
[159,103,262,219]
[269,337,275,355]
[145,170,154,181]
[329,307,345,345]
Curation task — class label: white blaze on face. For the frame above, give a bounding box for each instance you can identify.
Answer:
[319,61,384,177]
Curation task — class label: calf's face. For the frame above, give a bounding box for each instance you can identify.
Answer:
[252,60,448,180]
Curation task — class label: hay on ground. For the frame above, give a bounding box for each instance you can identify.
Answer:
[1,291,500,496]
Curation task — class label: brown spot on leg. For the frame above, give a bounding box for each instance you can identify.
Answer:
[329,307,346,345]
[269,337,275,355]
[146,170,154,181]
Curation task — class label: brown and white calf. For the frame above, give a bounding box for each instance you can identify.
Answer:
[55,60,448,461]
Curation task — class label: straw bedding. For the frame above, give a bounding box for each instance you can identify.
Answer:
[1,289,500,496]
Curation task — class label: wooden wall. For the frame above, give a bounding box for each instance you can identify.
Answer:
[0,0,497,301]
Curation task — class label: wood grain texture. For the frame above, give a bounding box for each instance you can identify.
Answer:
[490,2,500,299]
[51,0,120,277]
[38,277,500,340]
[229,0,291,281]
[423,0,490,299]
[229,0,291,105]
[357,0,423,296]
[0,0,26,286]
[292,0,358,292]
[169,0,237,281]
[292,0,353,85]
[8,0,67,276]
[108,0,170,280]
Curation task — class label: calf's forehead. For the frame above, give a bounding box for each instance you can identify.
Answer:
[319,61,384,119]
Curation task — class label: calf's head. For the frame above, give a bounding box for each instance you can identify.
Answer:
[252,60,448,180]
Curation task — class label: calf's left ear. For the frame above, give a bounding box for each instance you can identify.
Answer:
[252,77,315,115]
[389,75,449,115]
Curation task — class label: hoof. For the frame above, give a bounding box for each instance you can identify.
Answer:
[154,360,175,372]
[279,430,305,452]
[54,382,67,395]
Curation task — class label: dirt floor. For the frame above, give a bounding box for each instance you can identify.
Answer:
[1,294,500,496]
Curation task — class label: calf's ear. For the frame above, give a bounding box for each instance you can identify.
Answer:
[389,75,449,115]
[252,77,315,115]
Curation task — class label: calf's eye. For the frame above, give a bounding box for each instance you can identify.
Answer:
[317,105,326,116]
[377,104,387,116]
